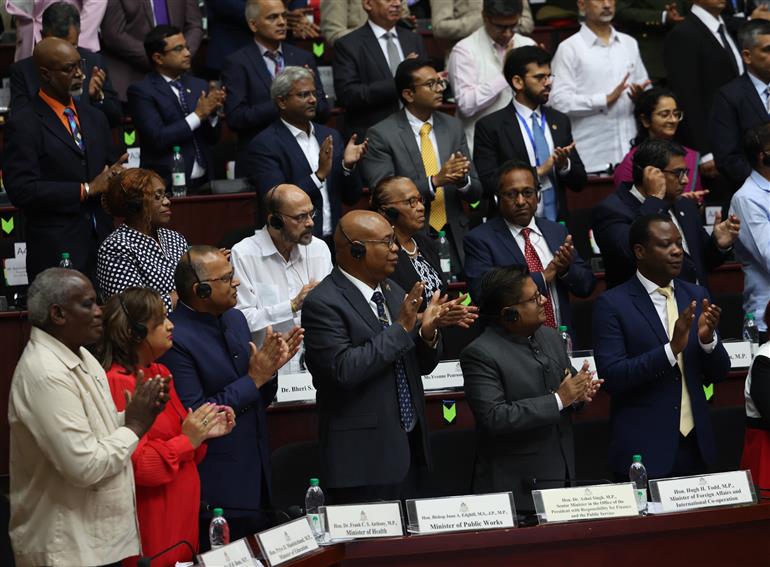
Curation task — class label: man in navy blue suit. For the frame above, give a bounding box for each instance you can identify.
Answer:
[161,246,302,549]
[222,0,329,153]
[239,66,366,244]
[593,214,730,480]
[463,160,595,333]
[593,139,740,289]
[128,25,224,191]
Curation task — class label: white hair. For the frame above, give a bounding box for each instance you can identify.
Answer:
[271,66,315,101]
[27,268,89,328]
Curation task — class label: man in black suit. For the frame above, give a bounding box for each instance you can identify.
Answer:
[302,210,445,504]
[9,1,121,127]
[592,139,740,289]
[3,38,124,282]
[240,66,366,243]
[128,25,224,191]
[222,0,329,153]
[333,0,428,140]
[474,46,586,221]
[710,19,770,190]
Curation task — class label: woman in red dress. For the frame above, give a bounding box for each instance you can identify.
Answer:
[99,287,235,566]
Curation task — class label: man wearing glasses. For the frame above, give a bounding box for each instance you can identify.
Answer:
[231,184,333,345]
[593,138,740,289]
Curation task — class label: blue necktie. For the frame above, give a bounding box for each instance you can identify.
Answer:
[169,79,205,168]
[153,0,170,24]
[372,291,416,431]
[531,113,558,221]
[63,107,84,151]
[264,50,284,77]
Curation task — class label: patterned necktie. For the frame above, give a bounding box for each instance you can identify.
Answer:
[765,87,770,115]
[531,112,557,221]
[520,227,557,328]
[265,50,284,77]
[384,32,401,76]
[656,286,694,436]
[169,79,204,168]
[717,24,739,75]
[372,291,416,431]
[62,107,84,151]
[420,123,447,232]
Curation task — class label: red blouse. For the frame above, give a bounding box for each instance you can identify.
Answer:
[107,362,207,567]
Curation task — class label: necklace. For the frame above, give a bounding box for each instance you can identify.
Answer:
[401,237,419,257]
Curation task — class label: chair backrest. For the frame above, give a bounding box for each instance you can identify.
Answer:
[270,441,321,512]
[421,428,478,498]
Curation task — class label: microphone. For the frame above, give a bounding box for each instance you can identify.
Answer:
[200,501,305,526]
[528,477,613,490]
[136,539,196,567]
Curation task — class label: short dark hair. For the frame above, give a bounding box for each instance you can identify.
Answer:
[744,122,770,168]
[632,87,680,147]
[394,58,434,105]
[174,245,221,304]
[144,24,182,66]
[738,18,770,50]
[483,0,524,18]
[369,176,411,210]
[631,138,687,187]
[478,265,530,319]
[496,159,539,192]
[503,46,551,88]
[42,1,80,39]
[629,213,673,253]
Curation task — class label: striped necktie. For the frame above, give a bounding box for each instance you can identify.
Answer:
[62,107,84,151]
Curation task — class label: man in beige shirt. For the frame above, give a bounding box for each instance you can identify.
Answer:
[8,268,168,567]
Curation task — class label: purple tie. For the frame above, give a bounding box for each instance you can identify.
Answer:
[153,0,170,25]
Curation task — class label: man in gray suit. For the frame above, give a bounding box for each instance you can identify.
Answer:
[361,58,482,274]
[460,266,601,512]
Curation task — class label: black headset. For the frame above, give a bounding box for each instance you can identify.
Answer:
[339,223,367,260]
[501,306,520,323]
[186,250,211,299]
[117,293,148,341]
[266,185,285,230]
[370,184,400,223]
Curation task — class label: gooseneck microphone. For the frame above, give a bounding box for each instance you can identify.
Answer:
[136,539,196,566]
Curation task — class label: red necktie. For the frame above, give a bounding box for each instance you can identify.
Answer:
[521,227,557,328]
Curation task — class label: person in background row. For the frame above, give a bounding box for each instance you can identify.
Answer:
[100,0,203,102]
[448,0,536,152]
[321,0,411,46]
[100,287,236,567]
[9,268,168,567]
[9,1,121,127]
[3,37,126,282]
[205,0,251,73]
[429,0,482,42]
[97,168,188,312]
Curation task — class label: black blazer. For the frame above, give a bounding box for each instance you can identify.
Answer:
[9,48,122,128]
[222,42,330,149]
[389,232,448,301]
[127,72,221,187]
[301,268,442,488]
[473,103,586,220]
[664,13,741,154]
[592,183,728,289]
[332,23,427,140]
[3,95,116,281]
[710,73,770,189]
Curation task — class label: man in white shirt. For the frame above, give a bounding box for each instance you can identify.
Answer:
[232,183,333,345]
[549,0,650,173]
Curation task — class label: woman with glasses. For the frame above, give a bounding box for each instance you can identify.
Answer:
[613,88,704,197]
[97,168,189,310]
[99,287,235,566]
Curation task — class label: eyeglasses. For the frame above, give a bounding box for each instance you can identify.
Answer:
[163,44,189,54]
[413,79,447,92]
[498,188,538,201]
[57,59,86,76]
[277,209,317,223]
[152,189,170,201]
[288,90,318,100]
[514,289,542,306]
[662,168,689,182]
[200,271,235,285]
[384,195,424,208]
[360,234,398,249]
[652,109,684,121]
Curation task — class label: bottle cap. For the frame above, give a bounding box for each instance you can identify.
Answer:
[558,325,567,332]
[632,454,642,463]
[213,507,224,517]
[747,313,755,320]
[173,145,181,152]
[61,252,70,259]
[310,478,319,487]
[438,230,446,237]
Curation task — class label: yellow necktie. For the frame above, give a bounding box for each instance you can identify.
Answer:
[419,123,447,232]
[657,286,694,436]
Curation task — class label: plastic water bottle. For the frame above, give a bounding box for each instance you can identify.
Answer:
[171,146,187,197]
[58,252,73,269]
[437,231,453,282]
[629,454,648,513]
[208,508,230,549]
[743,313,759,356]
[305,478,325,542]
[559,325,573,356]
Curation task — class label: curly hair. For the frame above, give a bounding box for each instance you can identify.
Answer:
[101,167,165,226]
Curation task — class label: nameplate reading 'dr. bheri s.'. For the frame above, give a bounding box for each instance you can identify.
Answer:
[325,502,404,540]
[408,492,516,534]
[533,484,638,524]
[649,470,756,514]
[255,516,319,566]
[276,371,316,403]
[198,537,261,567]
[723,342,753,368]
[421,360,464,391]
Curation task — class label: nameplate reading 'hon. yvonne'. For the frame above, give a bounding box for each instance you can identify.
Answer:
[407,492,516,534]
[275,371,316,403]
[533,483,639,524]
[198,537,260,567]
[649,470,757,514]
[421,360,464,391]
[255,516,319,566]
[325,501,404,540]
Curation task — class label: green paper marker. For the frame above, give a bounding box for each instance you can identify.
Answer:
[1,217,14,235]
[312,42,325,58]
[443,401,457,424]
[703,383,714,402]
[123,130,136,146]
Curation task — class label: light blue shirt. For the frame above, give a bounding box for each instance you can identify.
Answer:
[747,72,770,115]
[730,170,770,331]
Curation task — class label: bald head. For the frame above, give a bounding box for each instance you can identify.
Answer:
[33,37,84,103]
[335,211,397,286]
[34,37,76,69]
[269,183,312,212]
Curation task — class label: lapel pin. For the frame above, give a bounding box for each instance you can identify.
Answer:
[551,123,557,130]
[680,211,684,217]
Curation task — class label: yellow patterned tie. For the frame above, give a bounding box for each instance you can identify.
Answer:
[420,123,447,232]
[657,286,694,436]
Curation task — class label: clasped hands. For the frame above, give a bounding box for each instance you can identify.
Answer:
[670,298,721,356]
[396,282,479,340]
[556,360,604,406]
[432,152,470,187]
[543,235,574,283]
[248,325,305,387]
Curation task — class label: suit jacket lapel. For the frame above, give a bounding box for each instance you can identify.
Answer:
[364,25,393,79]
[433,112,451,165]
[150,72,185,117]
[35,97,83,155]
[382,279,404,326]
[275,122,312,176]
[396,111,426,176]
[332,269,382,334]
[535,218,562,254]
[247,43,274,92]
[629,277,670,345]
[741,73,769,121]
[490,217,525,263]
[500,106,529,161]
[142,0,154,28]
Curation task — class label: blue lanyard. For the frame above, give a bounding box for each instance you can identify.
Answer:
[514,109,547,166]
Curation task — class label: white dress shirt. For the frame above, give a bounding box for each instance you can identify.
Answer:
[368,20,405,70]
[255,39,285,77]
[629,185,691,256]
[339,267,391,320]
[690,4,744,76]
[232,228,333,342]
[548,24,649,173]
[280,119,334,236]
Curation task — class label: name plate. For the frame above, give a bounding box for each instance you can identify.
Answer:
[569,355,597,376]
[325,501,404,540]
[724,342,753,368]
[533,483,638,524]
[276,371,316,403]
[255,516,319,566]
[422,360,464,391]
[406,492,516,535]
[198,538,260,567]
[649,470,757,514]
